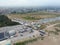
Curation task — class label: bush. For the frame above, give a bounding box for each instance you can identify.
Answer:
[40,24,46,30]
[15,38,38,45]
[0,15,20,27]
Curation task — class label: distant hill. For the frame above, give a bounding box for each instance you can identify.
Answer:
[0,15,20,27]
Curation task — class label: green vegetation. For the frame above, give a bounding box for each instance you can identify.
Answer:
[40,37,44,40]
[0,15,20,27]
[11,11,60,16]
[40,24,46,30]
[49,31,59,35]
[55,28,60,32]
[23,16,41,20]
[8,11,60,21]
[15,38,38,45]
[55,24,60,27]
[15,36,45,45]
[48,28,60,35]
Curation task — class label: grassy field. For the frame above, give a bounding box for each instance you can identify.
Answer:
[7,11,60,21]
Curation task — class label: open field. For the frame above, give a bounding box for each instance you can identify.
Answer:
[7,11,60,21]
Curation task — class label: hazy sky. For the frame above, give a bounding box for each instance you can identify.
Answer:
[0,0,60,7]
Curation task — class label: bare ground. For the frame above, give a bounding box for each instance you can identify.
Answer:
[27,23,60,45]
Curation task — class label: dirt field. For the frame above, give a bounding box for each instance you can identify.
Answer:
[27,23,60,45]
[27,35,60,45]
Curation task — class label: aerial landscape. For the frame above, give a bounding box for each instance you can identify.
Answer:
[0,0,60,45]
